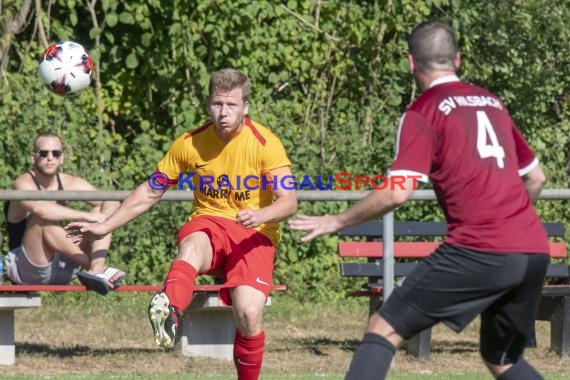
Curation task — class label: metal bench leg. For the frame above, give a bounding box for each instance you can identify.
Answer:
[407,329,432,360]
[526,325,537,348]
[368,295,382,316]
[0,309,16,365]
[550,295,570,357]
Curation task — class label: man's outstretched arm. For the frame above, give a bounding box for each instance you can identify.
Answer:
[67,181,166,240]
[288,177,416,242]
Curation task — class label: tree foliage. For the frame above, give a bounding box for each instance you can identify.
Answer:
[1,0,568,301]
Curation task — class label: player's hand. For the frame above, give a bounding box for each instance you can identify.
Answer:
[236,208,265,229]
[288,214,343,242]
[84,210,106,224]
[65,221,109,244]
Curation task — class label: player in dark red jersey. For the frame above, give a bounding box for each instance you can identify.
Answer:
[289,21,548,380]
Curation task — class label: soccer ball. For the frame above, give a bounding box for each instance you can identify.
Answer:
[38,41,93,96]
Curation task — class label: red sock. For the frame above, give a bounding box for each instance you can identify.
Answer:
[162,260,197,312]
[233,330,265,380]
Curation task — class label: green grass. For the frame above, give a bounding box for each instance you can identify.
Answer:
[5,293,570,379]
[2,370,570,380]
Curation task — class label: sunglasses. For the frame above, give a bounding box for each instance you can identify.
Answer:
[36,150,63,159]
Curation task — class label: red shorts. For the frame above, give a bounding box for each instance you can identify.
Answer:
[178,215,276,306]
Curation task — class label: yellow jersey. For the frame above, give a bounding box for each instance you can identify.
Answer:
[156,118,291,246]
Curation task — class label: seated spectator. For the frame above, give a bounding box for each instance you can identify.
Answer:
[3,132,125,295]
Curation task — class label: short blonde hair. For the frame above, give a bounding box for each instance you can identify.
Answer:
[208,68,251,103]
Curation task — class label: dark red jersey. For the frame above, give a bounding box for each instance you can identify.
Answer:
[389,76,548,254]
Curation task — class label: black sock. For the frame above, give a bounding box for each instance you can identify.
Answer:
[345,333,396,380]
[497,358,544,380]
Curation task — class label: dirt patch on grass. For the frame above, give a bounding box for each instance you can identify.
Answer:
[3,294,569,377]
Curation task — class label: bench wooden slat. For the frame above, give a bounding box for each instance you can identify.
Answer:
[339,221,566,238]
[339,241,567,258]
[339,242,439,258]
[548,264,570,279]
[342,261,568,279]
[341,262,416,277]
[339,221,448,237]
[0,285,162,292]
[0,284,287,292]
[351,285,570,298]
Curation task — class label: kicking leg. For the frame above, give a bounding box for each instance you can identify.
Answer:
[149,231,212,348]
[164,231,213,311]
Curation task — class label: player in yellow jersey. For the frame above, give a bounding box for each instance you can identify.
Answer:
[67,68,297,380]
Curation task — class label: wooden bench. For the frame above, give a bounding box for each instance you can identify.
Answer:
[338,221,569,360]
[0,283,286,365]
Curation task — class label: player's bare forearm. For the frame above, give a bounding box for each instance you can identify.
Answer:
[88,204,117,246]
[288,190,401,243]
[236,192,297,228]
[260,192,298,224]
[289,178,416,242]
[97,200,121,216]
[522,164,546,203]
[67,182,164,239]
[99,182,164,233]
[337,178,417,229]
[526,183,544,203]
[254,165,298,224]
[337,190,401,229]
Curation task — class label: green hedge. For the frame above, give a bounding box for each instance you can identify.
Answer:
[1,0,568,302]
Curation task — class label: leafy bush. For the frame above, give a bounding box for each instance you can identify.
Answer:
[1,0,568,301]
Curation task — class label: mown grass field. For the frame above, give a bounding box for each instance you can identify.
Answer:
[2,292,569,379]
[3,375,570,380]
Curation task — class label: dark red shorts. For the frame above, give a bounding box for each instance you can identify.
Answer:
[178,215,275,305]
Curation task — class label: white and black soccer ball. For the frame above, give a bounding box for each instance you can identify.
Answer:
[38,41,93,96]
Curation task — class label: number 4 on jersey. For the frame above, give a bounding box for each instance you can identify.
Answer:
[476,111,505,168]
